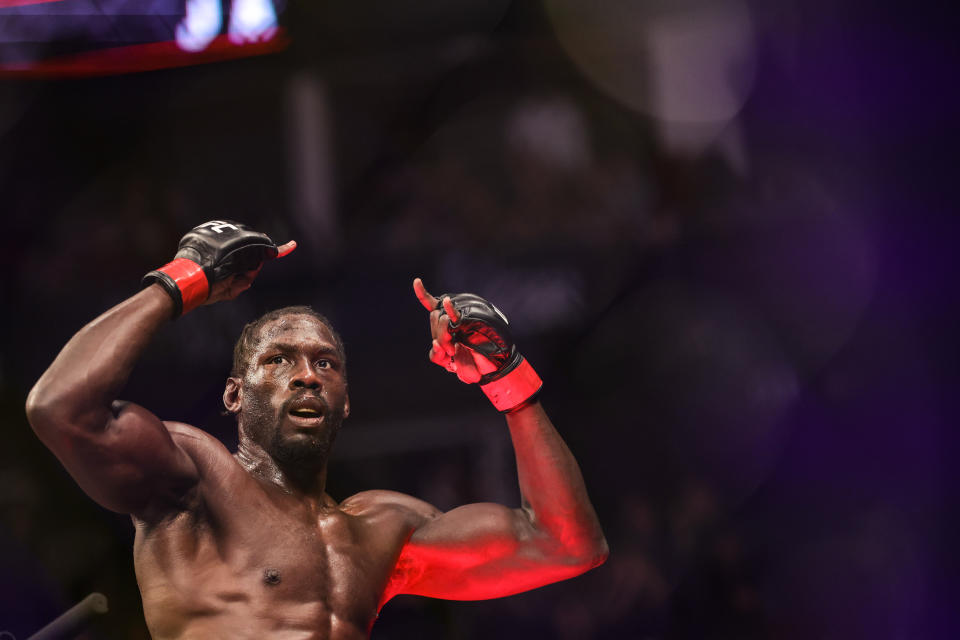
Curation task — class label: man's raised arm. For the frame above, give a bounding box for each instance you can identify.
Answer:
[25,221,294,518]
[385,280,608,601]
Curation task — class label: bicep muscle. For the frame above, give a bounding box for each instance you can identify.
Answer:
[55,400,200,515]
[393,502,580,600]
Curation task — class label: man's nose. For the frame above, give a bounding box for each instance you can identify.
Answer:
[290,360,321,390]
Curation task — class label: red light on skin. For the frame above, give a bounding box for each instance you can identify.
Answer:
[381,498,604,605]
[396,536,593,601]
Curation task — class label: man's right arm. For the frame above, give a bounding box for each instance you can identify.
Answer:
[25,220,295,518]
[25,285,201,517]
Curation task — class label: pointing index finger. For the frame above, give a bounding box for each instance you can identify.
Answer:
[413,278,438,311]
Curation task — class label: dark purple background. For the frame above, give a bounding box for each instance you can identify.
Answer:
[0,1,956,638]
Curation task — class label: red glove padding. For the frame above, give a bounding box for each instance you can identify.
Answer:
[478,356,542,413]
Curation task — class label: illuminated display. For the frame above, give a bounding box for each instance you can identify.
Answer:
[0,0,288,76]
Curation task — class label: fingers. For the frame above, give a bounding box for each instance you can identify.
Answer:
[419,279,468,377]
[413,278,438,311]
[428,339,445,365]
[228,270,258,298]
[429,339,458,373]
[232,280,253,298]
[429,341,481,381]
[442,296,460,324]
[427,305,458,357]
[435,311,456,356]
[205,272,252,305]
[427,325,491,383]
[454,344,482,384]
[276,240,297,258]
[415,278,458,337]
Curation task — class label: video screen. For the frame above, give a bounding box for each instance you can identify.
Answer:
[0,0,288,76]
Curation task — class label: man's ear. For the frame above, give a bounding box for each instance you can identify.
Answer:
[223,377,242,414]
[343,394,350,419]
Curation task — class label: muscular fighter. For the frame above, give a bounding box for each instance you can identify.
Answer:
[25,221,608,639]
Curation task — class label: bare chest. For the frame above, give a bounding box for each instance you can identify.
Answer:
[133,490,406,638]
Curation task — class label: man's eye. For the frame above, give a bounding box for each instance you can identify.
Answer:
[316,360,331,369]
[268,355,286,365]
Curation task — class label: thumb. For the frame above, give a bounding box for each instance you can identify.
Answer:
[275,240,297,258]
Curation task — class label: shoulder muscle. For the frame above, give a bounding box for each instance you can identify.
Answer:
[341,490,441,522]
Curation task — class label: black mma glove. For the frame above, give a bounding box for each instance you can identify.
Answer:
[143,220,295,317]
[437,292,542,413]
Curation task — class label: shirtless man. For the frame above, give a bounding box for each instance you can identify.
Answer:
[25,220,608,639]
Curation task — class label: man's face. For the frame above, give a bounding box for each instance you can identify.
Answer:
[233,314,350,475]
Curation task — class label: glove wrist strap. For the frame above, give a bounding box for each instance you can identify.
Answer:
[480,357,543,413]
[144,258,209,317]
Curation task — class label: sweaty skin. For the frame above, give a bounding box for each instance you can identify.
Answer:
[26,269,608,639]
[132,432,439,638]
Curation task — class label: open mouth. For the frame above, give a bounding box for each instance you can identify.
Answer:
[287,408,324,428]
[289,408,322,419]
[286,396,326,426]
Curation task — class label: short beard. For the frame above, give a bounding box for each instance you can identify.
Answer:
[239,390,347,484]
[268,410,345,481]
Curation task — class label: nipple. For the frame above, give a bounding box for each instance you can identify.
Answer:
[263,568,281,585]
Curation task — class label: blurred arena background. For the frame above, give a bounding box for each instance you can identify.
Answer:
[0,0,957,638]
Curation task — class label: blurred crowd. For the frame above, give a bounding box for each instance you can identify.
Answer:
[0,1,954,639]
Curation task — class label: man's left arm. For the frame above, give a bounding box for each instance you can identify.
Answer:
[388,280,608,601]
